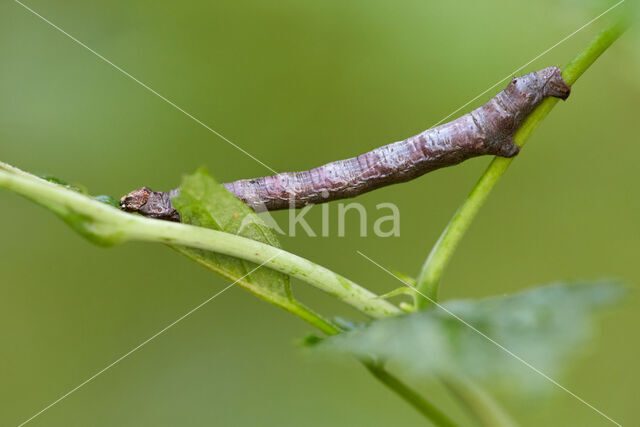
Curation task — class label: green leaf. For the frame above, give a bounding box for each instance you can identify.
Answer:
[317,282,624,393]
[375,270,418,312]
[38,174,88,194]
[390,270,417,287]
[93,194,119,207]
[375,286,416,300]
[170,168,293,304]
[0,162,384,327]
[298,334,323,347]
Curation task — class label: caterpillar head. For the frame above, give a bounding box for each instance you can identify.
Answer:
[119,187,181,222]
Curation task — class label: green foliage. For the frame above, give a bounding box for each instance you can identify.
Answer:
[390,270,418,287]
[317,283,623,393]
[93,194,120,207]
[170,168,294,304]
[374,271,419,312]
[0,162,392,324]
[0,16,630,424]
[38,174,88,194]
[375,286,416,300]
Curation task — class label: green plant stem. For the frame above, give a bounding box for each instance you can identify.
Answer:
[284,301,341,335]
[0,164,399,319]
[129,221,403,317]
[2,18,628,425]
[0,162,454,423]
[440,377,516,427]
[365,362,458,427]
[415,18,629,307]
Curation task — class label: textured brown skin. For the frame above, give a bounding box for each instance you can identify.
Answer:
[121,67,570,220]
[119,187,180,222]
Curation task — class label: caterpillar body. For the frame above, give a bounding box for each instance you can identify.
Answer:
[120,67,570,221]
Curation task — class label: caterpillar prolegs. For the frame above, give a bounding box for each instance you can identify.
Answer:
[120,67,570,221]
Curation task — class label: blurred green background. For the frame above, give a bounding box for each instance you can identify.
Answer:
[1,1,637,426]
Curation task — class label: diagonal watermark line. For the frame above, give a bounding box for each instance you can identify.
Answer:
[16,254,280,427]
[430,0,625,128]
[356,250,622,426]
[14,0,278,175]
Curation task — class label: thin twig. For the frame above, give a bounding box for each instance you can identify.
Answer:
[415,17,630,306]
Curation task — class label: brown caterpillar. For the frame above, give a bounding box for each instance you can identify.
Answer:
[120,67,570,221]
